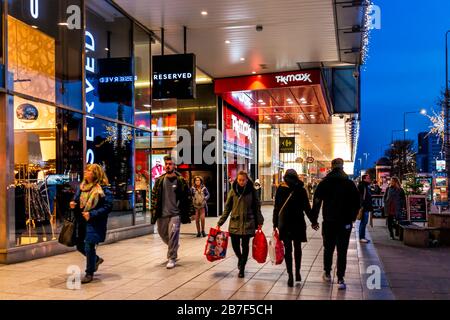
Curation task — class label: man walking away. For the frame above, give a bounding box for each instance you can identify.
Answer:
[358,174,373,243]
[311,158,360,290]
[150,156,194,269]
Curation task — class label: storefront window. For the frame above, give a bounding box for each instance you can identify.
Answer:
[7,0,83,109]
[135,130,151,224]
[87,117,134,229]
[85,0,133,124]
[134,24,151,131]
[13,97,82,246]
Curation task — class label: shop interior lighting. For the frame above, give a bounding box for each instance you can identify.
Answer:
[201,11,208,16]
[58,22,69,26]
[31,25,38,29]
[240,57,245,61]
[252,71,256,74]
[225,40,231,44]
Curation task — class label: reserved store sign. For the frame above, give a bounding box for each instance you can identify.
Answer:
[152,54,196,99]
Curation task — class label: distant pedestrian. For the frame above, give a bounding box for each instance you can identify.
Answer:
[273,169,317,287]
[191,176,210,237]
[150,156,195,269]
[254,179,262,200]
[383,177,406,240]
[70,164,113,284]
[311,158,360,290]
[358,174,373,243]
[217,171,264,278]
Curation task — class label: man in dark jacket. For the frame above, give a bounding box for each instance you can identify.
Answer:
[311,158,360,290]
[358,174,373,243]
[150,156,194,269]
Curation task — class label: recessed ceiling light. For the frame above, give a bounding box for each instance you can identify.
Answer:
[260,102,266,105]
[288,101,294,104]
[105,48,110,51]
[252,71,256,74]
[240,57,245,61]
[286,98,292,102]
[258,99,264,103]
[201,11,208,16]
[310,115,315,118]
[31,25,38,29]
[58,22,69,26]
[225,40,231,44]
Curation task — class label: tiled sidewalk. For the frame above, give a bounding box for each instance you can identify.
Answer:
[0,206,393,300]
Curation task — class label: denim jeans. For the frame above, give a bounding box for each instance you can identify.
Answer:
[359,211,370,239]
[76,241,99,275]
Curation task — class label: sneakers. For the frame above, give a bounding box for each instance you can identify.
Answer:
[95,257,104,272]
[196,232,201,237]
[322,272,332,282]
[201,231,207,237]
[360,238,370,243]
[166,259,176,269]
[337,279,347,290]
[81,274,93,284]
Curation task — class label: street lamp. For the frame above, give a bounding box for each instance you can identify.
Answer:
[403,109,427,140]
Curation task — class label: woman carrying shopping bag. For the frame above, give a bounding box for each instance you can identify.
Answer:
[70,164,113,284]
[217,171,264,278]
[273,169,318,287]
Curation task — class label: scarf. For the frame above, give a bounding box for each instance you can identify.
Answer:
[79,182,105,212]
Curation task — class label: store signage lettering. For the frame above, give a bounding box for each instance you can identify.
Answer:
[275,73,312,85]
[153,73,193,81]
[99,76,136,84]
[30,0,39,19]
[85,30,96,164]
[231,114,253,144]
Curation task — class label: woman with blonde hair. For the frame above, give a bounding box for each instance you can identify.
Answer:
[70,164,113,284]
[383,177,406,240]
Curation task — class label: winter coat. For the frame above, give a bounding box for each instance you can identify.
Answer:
[383,186,406,218]
[218,179,264,236]
[358,181,374,212]
[191,186,210,210]
[73,186,113,244]
[311,169,360,225]
[273,181,316,242]
[150,172,195,224]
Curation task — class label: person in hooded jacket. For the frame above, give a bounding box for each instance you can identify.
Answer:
[273,169,317,287]
[311,158,360,290]
[217,171,264,278]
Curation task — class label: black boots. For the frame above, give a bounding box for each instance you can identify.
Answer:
[287,273,294,287]
[238,257,245,278]
[295,271,302,282]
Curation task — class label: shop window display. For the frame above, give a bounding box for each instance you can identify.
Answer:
[135,130,151,224]
[13,97,83,246]
[87,117,134,229]
[7,0,83,109]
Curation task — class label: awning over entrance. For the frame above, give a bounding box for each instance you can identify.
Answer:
[214,70,331,125]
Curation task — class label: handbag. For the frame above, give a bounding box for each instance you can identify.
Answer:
[58,209,76,247]
[252,226,268,263]
[204,227,229,262]
[268,229,284,265]
[357,186,366,220]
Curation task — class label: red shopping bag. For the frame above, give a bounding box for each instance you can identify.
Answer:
[269,229,284,265]
[204,227,229,262]
[252,226,268,263]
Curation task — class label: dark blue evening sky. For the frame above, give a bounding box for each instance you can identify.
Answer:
[356,0,447,173]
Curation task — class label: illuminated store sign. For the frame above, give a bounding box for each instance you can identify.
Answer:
[152,53,196,99]
[275,73,312,85]
[97,58,134,103]
[231,114,253,144]
[30,0,39,19]
[85,30,96,164]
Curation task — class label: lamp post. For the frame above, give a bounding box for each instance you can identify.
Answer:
[391,129,403,145]
[401,109,427,180]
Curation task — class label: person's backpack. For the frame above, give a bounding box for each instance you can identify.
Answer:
[193,187,206,207]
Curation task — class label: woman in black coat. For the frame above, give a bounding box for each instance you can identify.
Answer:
[70,164,113,284]
[273,169,317,287]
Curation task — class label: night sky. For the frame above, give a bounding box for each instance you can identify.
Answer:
[356,0,448,173]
